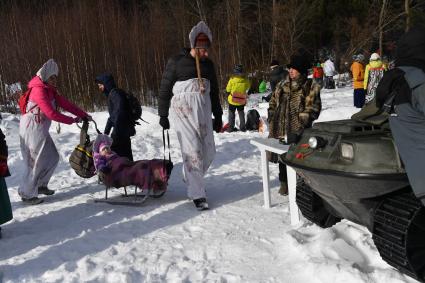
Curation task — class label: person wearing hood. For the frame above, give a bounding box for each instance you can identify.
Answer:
[158,21,223,211]
[351,54,366,108]
[268,54,322,195]
[364,52,386,104]
[95,73,134,161]
[226,64,251,132]
[0,127,12,238]
[375,27,425,206]
[18,59,91,204]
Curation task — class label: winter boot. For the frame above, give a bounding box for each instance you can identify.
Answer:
[21,197,44,205]
[228,108,236,131]
[38,186,55,195]
[279,181,288,196]
[193,198,209,211]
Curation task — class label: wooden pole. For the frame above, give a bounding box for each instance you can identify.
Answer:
[195,49,205,94]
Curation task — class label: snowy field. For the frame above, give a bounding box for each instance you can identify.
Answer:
[0,87,419,283]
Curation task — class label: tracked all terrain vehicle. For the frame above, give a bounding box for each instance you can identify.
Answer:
[280,118,425,282]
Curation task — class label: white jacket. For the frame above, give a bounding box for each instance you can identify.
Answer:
[323,59,336,77]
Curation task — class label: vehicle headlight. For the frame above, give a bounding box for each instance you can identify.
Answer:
[308,136,327,149]
[341,143,354,160]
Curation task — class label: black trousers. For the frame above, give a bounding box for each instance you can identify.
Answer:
[111,134,133,161]
[278,162,287,183]
[228,104,246,130]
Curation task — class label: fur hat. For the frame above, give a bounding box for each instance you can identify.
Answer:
[287,55,310,77]
[370,53,381,61]
[270,59,279,68]
[189,21,212,49]
[36,59,59,82]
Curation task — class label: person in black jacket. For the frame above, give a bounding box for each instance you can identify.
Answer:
[95,74,134,161]
[376,27,425,206]
[158,21,223,211]
[262,60,287,102]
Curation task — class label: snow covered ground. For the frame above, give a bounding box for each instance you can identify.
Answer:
[0,87,419,283]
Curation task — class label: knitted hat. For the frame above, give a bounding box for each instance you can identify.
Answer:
[36,59,59,82]
[287,55,310,77]
[189,21,212,49]
[370,53,381,61]
[99,142,110,152]
[233,64,243,75]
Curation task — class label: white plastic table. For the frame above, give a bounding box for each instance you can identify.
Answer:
[250,137,300,225]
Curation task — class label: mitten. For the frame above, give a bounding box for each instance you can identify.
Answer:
[159,116,170,130]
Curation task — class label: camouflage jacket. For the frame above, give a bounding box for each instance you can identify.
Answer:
[268,76,321,139]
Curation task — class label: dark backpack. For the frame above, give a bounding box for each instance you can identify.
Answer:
[246,109,261,131]
[69,120,97,178]
[124,91,143,127]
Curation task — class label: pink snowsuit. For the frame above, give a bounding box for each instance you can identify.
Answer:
[18,76,88,198]
[93,134,167,193]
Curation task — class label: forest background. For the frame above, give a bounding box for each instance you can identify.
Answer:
[0,0,424,112]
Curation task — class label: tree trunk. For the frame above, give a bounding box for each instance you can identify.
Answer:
[378,0,387,56]
[271,0,277,61]
[405,0,411,32]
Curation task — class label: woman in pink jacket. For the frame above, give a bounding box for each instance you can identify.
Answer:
[18,59,91,204]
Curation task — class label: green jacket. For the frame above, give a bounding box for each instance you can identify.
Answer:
[259,80,267,93]
[268,76,321,139]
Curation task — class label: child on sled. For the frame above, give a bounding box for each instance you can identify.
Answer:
[93,134,171,197]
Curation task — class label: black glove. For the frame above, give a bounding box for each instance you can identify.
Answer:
[287,133,300,144]
[159,116,170,130]
[213,116,223,133]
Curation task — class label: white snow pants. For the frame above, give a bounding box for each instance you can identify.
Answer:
[18,103,59,198]
[170,78,216,200]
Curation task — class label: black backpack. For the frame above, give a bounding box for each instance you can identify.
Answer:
[125,91,143,126]
[246,109,261,131]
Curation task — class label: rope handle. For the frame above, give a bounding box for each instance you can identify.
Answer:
[76,118,101,145]
[162,129,171,162]
[76,118,101,134]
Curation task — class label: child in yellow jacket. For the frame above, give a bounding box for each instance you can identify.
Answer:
[226,64,251,132]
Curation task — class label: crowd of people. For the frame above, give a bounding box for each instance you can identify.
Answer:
[1,21,424,237]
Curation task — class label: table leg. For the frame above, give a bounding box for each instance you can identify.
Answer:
[260,149,271,208]
[287,166,300,225]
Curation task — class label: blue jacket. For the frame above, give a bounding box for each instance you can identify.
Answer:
[95,74,134,137]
